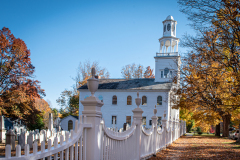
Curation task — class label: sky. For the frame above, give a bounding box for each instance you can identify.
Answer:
[0,0,195,110]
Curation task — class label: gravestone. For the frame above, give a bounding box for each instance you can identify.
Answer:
[39,133,45,143]
[0,116,6,143]
[6,129,15,150]
[48,113,53,131]
[27,132,33,148]
[18,132,26,148]
[40,130,46,142]
[35,129,39,134]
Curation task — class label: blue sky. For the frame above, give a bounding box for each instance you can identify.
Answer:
[0,0,194,109]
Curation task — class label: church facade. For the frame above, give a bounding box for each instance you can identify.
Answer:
[78,15,180,129]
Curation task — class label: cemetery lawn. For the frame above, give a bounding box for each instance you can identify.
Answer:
[149,134,240,160]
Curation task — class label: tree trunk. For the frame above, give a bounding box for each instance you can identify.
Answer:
[222,114,231,137]
[215,123,220,136]
[237,124,240,142]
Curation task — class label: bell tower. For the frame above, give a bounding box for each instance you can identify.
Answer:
[154,15,180,83]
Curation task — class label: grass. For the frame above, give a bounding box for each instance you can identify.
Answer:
[193,133,218,137]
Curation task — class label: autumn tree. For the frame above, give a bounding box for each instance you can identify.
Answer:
[0,27,45,129]
[57,61,109,118]
[121,64,154,79]
[121,63,144,79]
[35,98,52,129]
[143,66,155,78]
[175,0,240,137]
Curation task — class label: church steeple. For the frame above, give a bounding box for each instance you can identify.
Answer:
[154,16,181,83]
[158,15,179,55]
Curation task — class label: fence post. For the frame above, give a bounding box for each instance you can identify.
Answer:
[172,118,175,142]
[169,118,172,144]
[81,68,104,160]
[132,92,143,160]
[184,121,186,134]
[161,111,167,148]
[179,120,182,136]
[151,105,158,155]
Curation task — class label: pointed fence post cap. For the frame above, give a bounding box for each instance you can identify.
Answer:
[135,92,141,107]
[87,67,98,96]
[153,105,157,116]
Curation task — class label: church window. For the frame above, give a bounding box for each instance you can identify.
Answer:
[127,96,132,105]
[167,24,171,31]
[98,95,103,102]
[161,71,163,78]
[112,95,117,105]
[112,116,117,124]
[157,117,162,126]
[164,25,166,32]
[142,117,146,125]
[157,96,162,105]
[142,96,147,105]
[170,71,173,78]
[68,120,73,131]
[149,120,152,125]
[164,68,169,78]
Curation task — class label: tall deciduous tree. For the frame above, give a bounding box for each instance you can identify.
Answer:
[57,61,109,118]
[35,98,52,129]
[121,63,150,79]
[176,0,240,137]
[0,27,45,128]
[74,61,109,90]
[143,66,155,78]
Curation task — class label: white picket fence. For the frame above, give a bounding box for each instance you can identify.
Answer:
[3,72,186,160]
[3,113,185,160]
[100,116,185,160]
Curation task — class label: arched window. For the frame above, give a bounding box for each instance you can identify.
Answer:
[68,120,73,131]
[127,96,132,105]
[164,68,169,78]
[157,96,162,105]
[98,95,103,102]
[112,95,117,105]
[142,96,147,105]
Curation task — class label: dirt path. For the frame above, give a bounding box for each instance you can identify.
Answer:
[148,134,240,160]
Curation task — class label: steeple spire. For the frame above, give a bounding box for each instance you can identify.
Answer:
[154,16,181,83]
[157,15,180,56]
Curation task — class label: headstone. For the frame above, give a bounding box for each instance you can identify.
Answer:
[46,129,51,139]
[48,113,53,131]
[18,132,26,148]
[0,116,6,143]
[39,133,45,143]
[27,133,34,148]
[35,129,39,134]
[6,129,15,150]
[40,130,46,142]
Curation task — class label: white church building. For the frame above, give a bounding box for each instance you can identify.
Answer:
[78,15,180,129]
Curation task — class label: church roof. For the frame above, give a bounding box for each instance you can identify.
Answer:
[78,78,172,90]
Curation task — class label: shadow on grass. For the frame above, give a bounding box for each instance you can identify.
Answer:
[182,135,221,139]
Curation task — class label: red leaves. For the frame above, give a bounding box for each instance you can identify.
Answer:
[0,27,45,127]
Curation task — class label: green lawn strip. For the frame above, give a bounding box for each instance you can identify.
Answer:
[221,141,240,149]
